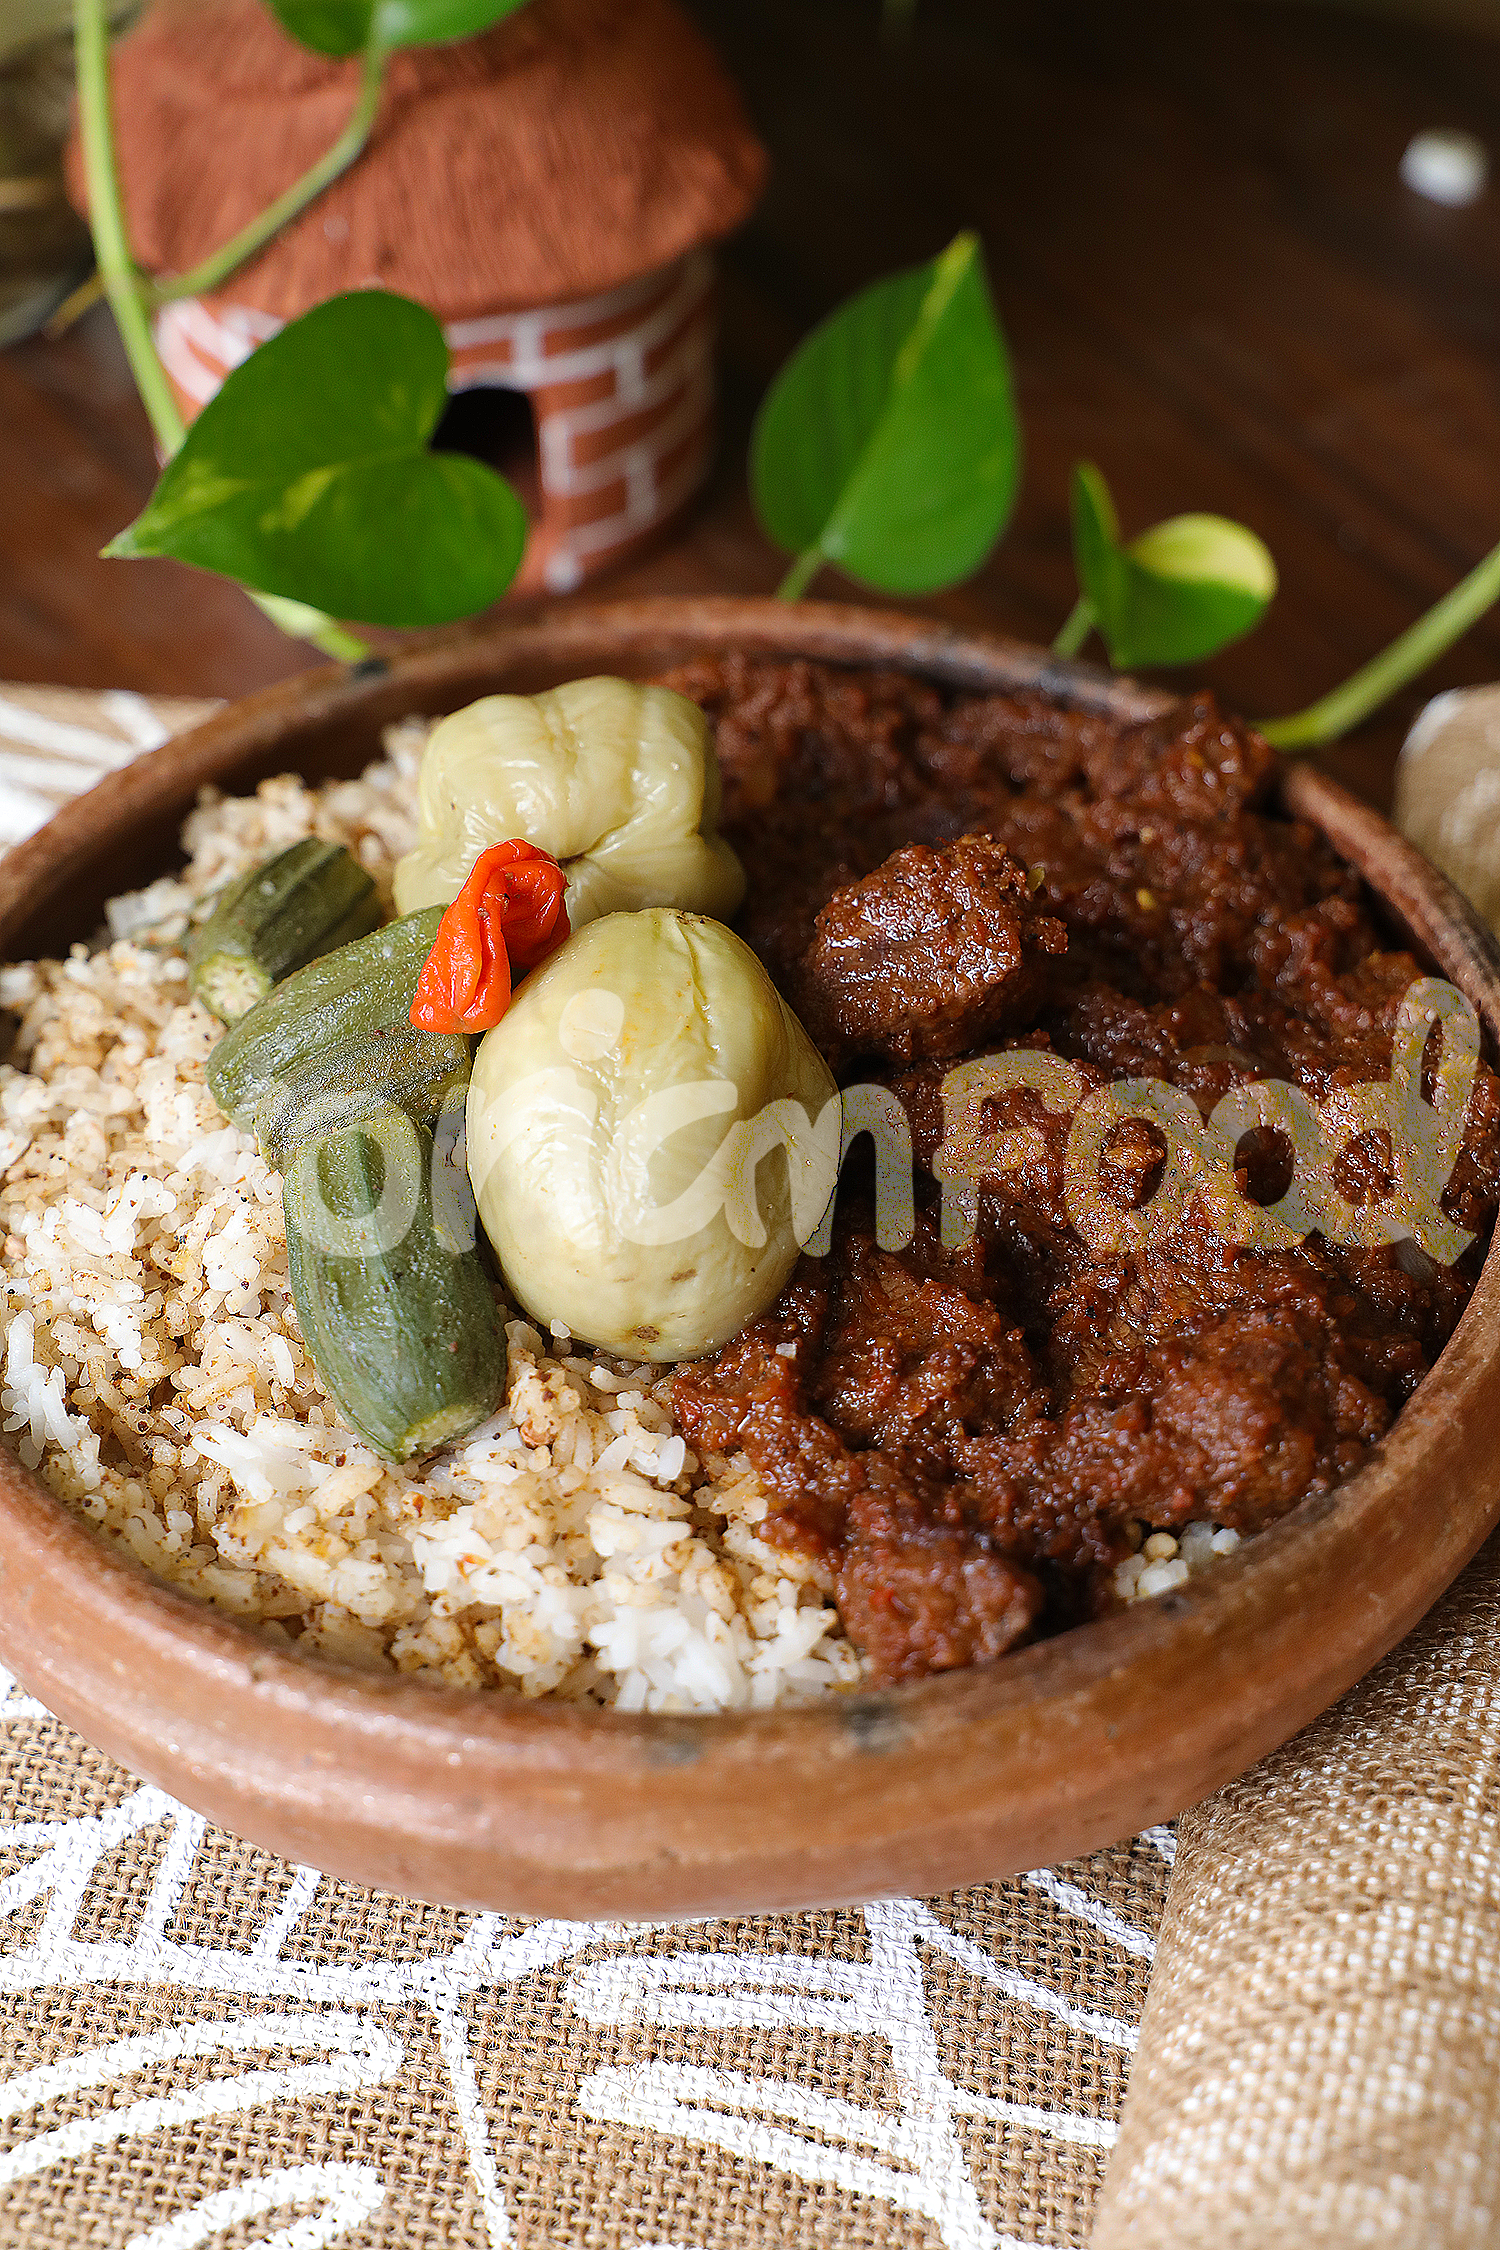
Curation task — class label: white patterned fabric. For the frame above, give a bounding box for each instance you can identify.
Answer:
[0,682,217,844]
[0,1655,1166,2248]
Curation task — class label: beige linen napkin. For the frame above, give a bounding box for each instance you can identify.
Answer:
[0,682,1160,2249]
[1094,1528,1500,2249]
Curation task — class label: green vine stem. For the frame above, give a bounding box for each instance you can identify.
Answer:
[149,32,389,307]
[51,27,386,333]
[775,547,825,601]
[1261,535,1500,750]
[73,0,369,665]
[1051,594,1094,658]
[251,593,369,660]
[74,0,184,451]
[43,267,106,337]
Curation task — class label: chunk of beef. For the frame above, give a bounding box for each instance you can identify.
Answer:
[671,1210,1048,1682]
[962,1283,1402,1556]
[837,1463,1044,1684]
[793,836,1067,1069]
[1084,693,1278,819]
[806,1218,1040,1455]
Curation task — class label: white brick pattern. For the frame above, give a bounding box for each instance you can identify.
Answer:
[152,254,718,595]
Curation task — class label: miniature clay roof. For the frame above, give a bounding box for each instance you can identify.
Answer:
[75,0,768,320]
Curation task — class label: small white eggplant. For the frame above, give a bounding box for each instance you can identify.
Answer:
[393,676,745,931]
[466,911,839,1361]
[1396,683,1500,937]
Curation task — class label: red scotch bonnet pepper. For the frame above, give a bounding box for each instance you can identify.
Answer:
[410,841,571,1032]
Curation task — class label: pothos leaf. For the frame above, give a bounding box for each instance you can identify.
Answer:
[1071,461,1277,668]
[265,0,534,59]
[751,230,1021,597]
[106,292,527,628]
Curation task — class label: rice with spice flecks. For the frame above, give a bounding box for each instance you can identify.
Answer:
[0,723,862,1710]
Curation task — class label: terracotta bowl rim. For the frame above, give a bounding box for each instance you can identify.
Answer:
[1,593,1496,1915]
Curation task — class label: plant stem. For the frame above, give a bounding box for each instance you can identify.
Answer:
[1051,595,1094,657]
[74,0,184,453]
[43,267,106,337]
[1262,535,1500,750]
[256,597,371,662]
[775,546,824,601]
[73,0,370,666]
[149,32,389,308]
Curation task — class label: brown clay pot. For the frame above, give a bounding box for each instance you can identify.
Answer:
[1,597,1496,1918]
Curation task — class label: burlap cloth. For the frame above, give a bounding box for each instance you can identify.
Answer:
[0,683,1491,2250]
[1093,1529,1500,2250]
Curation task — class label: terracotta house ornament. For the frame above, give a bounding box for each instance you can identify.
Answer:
[73,0,767,593]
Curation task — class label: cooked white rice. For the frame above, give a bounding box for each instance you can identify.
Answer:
[0,724,861,1710]
[1113,1520,1240,1604]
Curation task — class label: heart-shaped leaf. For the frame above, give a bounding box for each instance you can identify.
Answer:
[1070,461,1277,668]
[107,292,527,629]
[266,0,533,58]
[751,231,1021,597]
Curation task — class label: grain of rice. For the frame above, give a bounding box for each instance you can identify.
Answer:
[1113,1520,1241,1604]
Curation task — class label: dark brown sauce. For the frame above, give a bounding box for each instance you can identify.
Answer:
[664,657,1500,1685]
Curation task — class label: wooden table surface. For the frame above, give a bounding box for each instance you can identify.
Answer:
[4,0,1500,812]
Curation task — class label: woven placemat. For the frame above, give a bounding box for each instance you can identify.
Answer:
[0,683,1167,2250]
